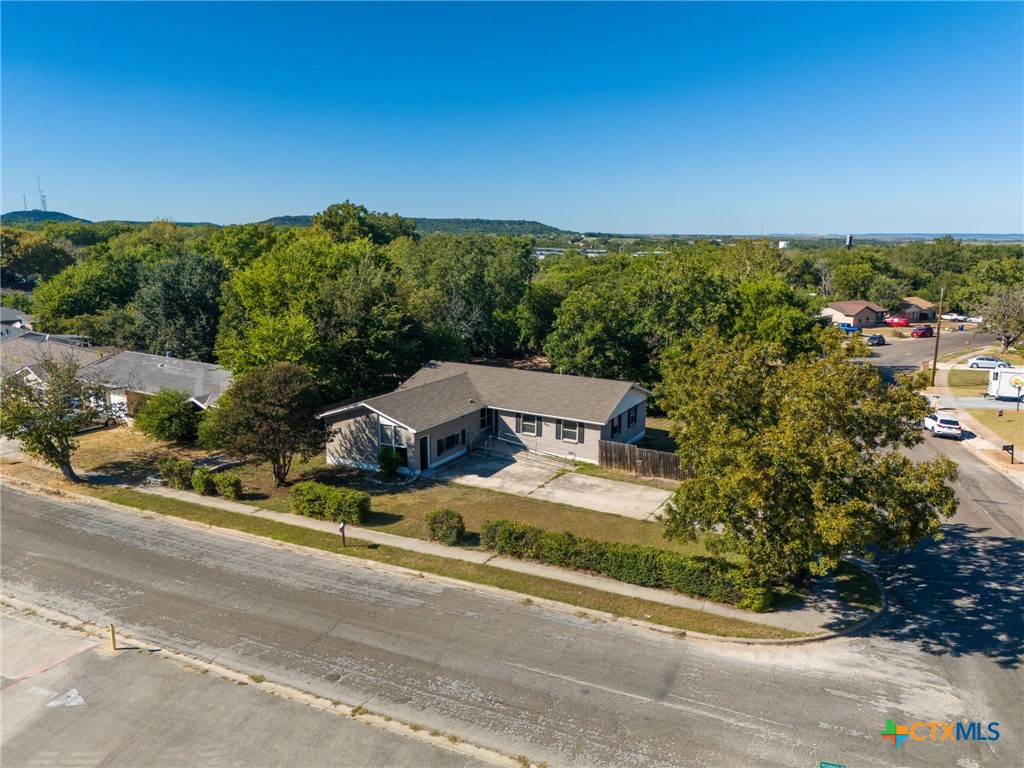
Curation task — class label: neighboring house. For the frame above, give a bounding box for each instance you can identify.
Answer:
[0,307,35,329]
[895,296,935,323]
[0,338,110,385]
[322,361,651,473]
[821,300,886,328]
[78,350,231,417]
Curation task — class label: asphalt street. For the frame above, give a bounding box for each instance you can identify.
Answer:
[1,470,1020,768]
[863,330,1001,382]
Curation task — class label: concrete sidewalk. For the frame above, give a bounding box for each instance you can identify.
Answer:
[138,485,841,634]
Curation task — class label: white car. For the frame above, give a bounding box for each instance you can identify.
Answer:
[924,413,962,440]
[966,355,1009,369]
[941,313,968,322]
[968,315,983,324]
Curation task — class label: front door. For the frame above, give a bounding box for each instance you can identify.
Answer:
[419,436,429,471]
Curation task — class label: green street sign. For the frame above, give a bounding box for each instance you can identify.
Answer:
[820,762,846,768]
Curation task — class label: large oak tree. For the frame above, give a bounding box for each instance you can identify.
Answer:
[658,331,958,585]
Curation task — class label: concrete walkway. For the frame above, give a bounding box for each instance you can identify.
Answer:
[138,485,839,634]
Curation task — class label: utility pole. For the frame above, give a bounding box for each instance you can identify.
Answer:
[929,286,945,387]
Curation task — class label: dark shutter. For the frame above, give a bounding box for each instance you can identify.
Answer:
[555,419,562,440]
[461,429,466,445]
[515,413,522,433]
[536,418,542,438]
[578,424,584,444]
[437,439,443,456]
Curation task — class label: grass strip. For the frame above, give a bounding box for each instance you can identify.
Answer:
[833,561,883,612]
[87,486,804,640]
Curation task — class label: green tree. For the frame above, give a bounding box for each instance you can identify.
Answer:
[981,284,1024,353]
[545,284,653,382]
[866,275,906,313]
[0,227,73,283]
[0,356,115,482]
[202,223,283,271]
[313,201,415,245]
[129,252,225,361]
[658,333,958,585]
[201,363,327,485]
[134,389,202,443]
[32,251,142,333]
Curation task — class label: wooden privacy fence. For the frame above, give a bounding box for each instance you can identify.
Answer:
[598,440,687,481]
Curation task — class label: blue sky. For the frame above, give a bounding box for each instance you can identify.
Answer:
[2,2,1022,233]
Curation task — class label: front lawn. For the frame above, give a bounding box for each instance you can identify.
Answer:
[68,428,719,559]
[947,368,989,396]
[967,409,1024,448]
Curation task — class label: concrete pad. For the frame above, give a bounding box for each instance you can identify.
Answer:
[528,473,671,520]
[1,608,487,767]
[435,455,559,495]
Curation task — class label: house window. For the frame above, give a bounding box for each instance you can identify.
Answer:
[521,414,537,436]
[561,420,579,443]
[380,424,408,466]
[380,424,405,447]
[610,415,621,437]
[627,405,638,428]
[437,430,465,456]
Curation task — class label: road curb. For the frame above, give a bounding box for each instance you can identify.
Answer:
[2,476,871,646]
[0,594,520,768]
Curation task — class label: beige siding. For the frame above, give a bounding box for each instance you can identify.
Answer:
[492,409,600,463]
[601,393,647,445]
[326,410,380,469]
[429,410,487,468]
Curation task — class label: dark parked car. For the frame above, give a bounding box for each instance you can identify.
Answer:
[866,334,886,346]
[910,326,934,338]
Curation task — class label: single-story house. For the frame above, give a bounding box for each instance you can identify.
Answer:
[0,338,110,385]
[321,361,651,473]
[78,350,232,417]
[895,296,935,323]
[820,300,885,328]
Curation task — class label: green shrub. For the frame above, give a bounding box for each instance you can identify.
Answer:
[424,508,465,546]
[480,519,768,610]
[134,389,202,443]
[158,456,195,490]
[191,467,216,496]
[213,472,243,500]
[290,481,369,524]
[378,446,401,477]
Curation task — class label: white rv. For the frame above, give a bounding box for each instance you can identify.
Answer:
[987,368,1024,403]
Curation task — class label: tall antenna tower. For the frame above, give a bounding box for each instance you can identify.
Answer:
[37,176,47,212]
[23,194,28,211]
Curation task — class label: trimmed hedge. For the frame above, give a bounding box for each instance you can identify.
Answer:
[480,520,771,612]
[214,472,243,500]
[158,457,195,490]
[191,467,216,496]
[290,481,369,524]
[424,508,465,546]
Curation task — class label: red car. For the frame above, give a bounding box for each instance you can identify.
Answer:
[910,326,934,338]
[885,316,909,327]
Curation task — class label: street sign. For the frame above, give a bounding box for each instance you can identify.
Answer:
[820,762,846,768]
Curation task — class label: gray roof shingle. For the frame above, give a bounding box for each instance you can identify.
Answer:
[80,351,231,407]
[328,361,649,431]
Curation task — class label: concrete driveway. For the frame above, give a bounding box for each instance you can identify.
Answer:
[529,472,670,520]
[433,454,672,520]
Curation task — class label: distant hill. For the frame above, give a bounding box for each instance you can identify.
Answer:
[1,210,90,224]
[259,214,314,227]
[259,214,567,237]
[412,218,566,236]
